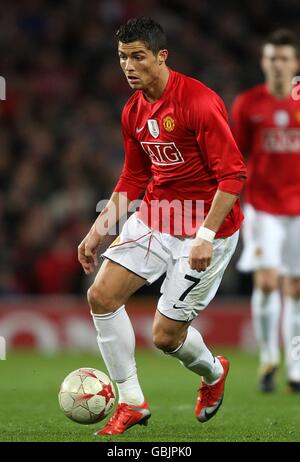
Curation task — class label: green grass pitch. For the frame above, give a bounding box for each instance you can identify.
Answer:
[1,348,300,442]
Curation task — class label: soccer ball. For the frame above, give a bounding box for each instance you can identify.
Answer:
[58,367,115,424]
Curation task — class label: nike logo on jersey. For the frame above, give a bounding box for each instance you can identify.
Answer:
[250,114,264,123]
[136,126,144,133]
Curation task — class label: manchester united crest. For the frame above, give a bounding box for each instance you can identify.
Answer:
[163,115,175,132]
[295,110,300,124]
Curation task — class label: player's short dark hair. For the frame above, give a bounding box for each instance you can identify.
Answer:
[264,29,300,57]
[116,17,167,55]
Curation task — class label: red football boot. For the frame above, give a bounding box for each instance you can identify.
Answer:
[95,401,151,436]
[195,355,230,423]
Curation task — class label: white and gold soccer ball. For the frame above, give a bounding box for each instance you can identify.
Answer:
[58,368,115,424]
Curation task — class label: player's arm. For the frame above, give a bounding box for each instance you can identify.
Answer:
[189,94,247,272]
[78,114,152,274]
[78,191,131,274]
[189,190,239,271]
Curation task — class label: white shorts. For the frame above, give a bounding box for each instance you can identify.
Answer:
[103,213,239,322]
[237,204,300,277]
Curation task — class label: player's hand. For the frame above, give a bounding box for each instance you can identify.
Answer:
[78,229,102,275]
[188,237,213,272]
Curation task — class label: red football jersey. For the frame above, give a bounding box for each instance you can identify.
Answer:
[115,69,246,237]
[231,83,300,215]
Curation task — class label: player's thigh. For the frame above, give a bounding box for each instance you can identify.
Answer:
[157,231,239,322]
[103,213,168,284]
[89,258,146,313]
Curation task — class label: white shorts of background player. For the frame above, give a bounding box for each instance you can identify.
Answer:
[237,204,300,277]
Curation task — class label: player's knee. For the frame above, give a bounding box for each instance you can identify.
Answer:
[286,288,300,299]
[283,279,300,299]
[259,281,279,294]
[294,289,300,299]
[87,284,118,314]
[152,332,180,352]
[292,280,300,298]
[255,270,279,294]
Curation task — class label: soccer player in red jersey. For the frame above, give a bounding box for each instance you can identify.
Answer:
[78,17,246,435]
[232,30,300,393]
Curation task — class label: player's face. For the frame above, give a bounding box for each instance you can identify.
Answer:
[261,44,299,85]
[118,41,166,90]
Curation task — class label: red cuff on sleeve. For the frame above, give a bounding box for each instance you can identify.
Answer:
[218,178,245,195]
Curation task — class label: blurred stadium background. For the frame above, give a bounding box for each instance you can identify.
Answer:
[2,0,300,443]
[0,0,299,368]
